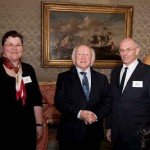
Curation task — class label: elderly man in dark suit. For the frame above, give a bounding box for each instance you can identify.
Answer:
[106,38,150,150]
[54,45,112,150]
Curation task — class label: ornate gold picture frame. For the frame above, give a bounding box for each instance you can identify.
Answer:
[41,2,133,68]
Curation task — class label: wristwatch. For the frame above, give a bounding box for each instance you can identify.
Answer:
[36,123,45,127]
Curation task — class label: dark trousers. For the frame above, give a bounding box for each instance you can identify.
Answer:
[59,136,101,150]
[113,131,140,150]
[113,141,140,150]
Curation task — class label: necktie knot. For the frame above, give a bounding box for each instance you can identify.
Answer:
[80,72,89,100]
[80,72,88,86]
[124,67,128,71]
[80,72,87,75]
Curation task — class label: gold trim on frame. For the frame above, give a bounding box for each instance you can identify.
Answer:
[41,2,133,68]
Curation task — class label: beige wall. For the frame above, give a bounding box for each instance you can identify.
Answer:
[0,0,150,81]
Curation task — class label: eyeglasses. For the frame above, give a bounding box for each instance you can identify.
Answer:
[118,47,137,53]
[76,53,90,57]
[4,43,22,48]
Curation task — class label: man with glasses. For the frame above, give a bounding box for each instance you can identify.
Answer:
[106,38,150,150]
[55,45,112,150]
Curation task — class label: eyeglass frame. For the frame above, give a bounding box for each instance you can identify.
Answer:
[118,47,137,53]
[4,43,23,48]
[76,53,91,57]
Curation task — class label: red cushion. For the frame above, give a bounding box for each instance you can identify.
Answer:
[39,82,56,106]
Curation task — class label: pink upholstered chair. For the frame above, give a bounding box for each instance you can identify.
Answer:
[36,81,61,150]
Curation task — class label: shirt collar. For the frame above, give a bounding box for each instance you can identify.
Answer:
[123,59,139,71]
[76,66,90,74]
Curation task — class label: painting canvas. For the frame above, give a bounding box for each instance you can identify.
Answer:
[42,2,133,68]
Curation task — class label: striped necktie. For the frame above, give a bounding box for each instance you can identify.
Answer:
[80,72,89,100]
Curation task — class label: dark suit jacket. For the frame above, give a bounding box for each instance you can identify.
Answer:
[108,60,150,144]
[54,66,112,144]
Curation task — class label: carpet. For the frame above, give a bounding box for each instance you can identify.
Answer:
[48,128,58,150]
[48,127,113,150]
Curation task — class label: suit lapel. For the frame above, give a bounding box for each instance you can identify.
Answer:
[89,68,98,101]
[70,67,88,100]
[113,66,122,94]
[117,67,122,93]
[122,60,143,94]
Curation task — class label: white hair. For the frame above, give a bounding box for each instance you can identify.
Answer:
[71,45,95,66]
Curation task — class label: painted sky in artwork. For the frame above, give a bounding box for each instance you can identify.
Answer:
[49,11,125,59]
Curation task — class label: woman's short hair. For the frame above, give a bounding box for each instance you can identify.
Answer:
[2,30,23,46]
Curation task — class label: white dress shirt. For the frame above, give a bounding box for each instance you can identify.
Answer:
[120,59,139,91]
[76,66,91,90]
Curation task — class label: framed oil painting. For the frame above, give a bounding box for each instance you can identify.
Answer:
[41,2,133,68]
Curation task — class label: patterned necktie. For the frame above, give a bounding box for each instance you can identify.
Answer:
[120,67,128,93]
[80,72,89,100]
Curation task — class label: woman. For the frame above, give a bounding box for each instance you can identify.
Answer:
[0,30,44,150]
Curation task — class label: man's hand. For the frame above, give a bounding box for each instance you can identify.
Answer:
[106,129,112,142]
[80,110,97,125]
